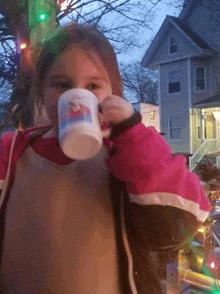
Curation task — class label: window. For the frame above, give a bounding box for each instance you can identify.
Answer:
[169,117,181,140]
[170,38,177,54]
[168,71,181,94]
[196,67,205,91]
[150,111,155,120]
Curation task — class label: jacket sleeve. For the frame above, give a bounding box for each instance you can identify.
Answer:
[0,132,14,189]
[106,123,211,251]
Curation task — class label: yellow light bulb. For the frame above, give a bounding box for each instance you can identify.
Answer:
[20,43,26,50]
[199,258,203,264]
[198,226,205,233]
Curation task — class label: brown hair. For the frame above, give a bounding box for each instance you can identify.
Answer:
[29,22,123,125]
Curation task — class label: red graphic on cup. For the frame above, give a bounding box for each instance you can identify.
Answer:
[67,101,91,117]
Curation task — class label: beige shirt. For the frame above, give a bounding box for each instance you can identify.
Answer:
[1,144,120,293]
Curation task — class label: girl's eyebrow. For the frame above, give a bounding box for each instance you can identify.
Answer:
[89,76,106,81]
[49,74,106,82]
[49,74,71,81]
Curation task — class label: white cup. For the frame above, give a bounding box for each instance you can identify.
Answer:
[58,88,110,160]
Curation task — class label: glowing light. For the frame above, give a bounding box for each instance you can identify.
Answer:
[210,261,216,269]
[19,121,23,131]
[213,112,220,121]
[198,226,205,233]
[59,0,68,10]
[59,0,76,11]
[198,258,204,264]
[20,43,26,50]
[39,13,46,20]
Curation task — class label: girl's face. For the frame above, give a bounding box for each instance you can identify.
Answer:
[43,46,112,133]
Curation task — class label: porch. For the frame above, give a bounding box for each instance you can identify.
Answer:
[190,105,220,171]
[189,140,220,171]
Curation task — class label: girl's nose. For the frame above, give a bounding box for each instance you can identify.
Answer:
[74,83,86,89]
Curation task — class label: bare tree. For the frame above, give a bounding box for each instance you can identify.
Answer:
[0,0,186,55]
[0,17,17,97]
[120,62,158,104]
[0,0,185,128]
[57,0,186,54]
[0,0,186,82]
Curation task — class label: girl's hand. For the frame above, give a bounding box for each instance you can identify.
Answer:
[99,95,135,125]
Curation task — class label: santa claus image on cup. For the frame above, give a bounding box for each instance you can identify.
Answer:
[66,100,91,121]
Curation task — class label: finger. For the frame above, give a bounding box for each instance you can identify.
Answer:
[101,101,123,115]
[102,108,122,124]
[102,106,121,121]
[101,95,121,107]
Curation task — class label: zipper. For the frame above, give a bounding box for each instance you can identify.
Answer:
[0,130,19,210]
[120,190,138,294]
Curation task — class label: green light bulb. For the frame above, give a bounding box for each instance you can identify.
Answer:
[40,13,46,20]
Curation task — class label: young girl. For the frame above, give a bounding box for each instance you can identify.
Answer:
[0,23,211,293]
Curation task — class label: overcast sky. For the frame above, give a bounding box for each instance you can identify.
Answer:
[118,2,181,64]
[59,1,181,65]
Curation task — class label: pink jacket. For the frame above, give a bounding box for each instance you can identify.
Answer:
[0,123,211,293]
[0,124,211,220]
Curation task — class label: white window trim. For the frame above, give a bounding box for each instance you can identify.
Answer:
[167,71,181,95]
[202,117,207,140]
[195,66,206,93]
[169,37,178,55]
[168,117,182,142]
[196,110,201,141]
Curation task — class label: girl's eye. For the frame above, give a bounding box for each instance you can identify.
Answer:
[87,84,100,90]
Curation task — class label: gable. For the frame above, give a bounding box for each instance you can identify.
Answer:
[143,22,203,69]
[180,0,220,51]
[141,14,215,70]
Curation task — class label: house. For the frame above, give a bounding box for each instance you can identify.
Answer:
[132,101,160,132]
[141,0,220,170]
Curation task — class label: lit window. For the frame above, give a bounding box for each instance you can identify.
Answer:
[169,117,181,140]
[170,38,177,54]
[168,71,181,94]
[150,111,155,120]
[196,67,205,91]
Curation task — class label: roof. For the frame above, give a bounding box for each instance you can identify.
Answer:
[131,102,140,112]
[171,16,213,51]
[192,93,220,108]
[179,0,200,20]
[179,0,220,20]
[131,101,159,112]
[141,15,215,69]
